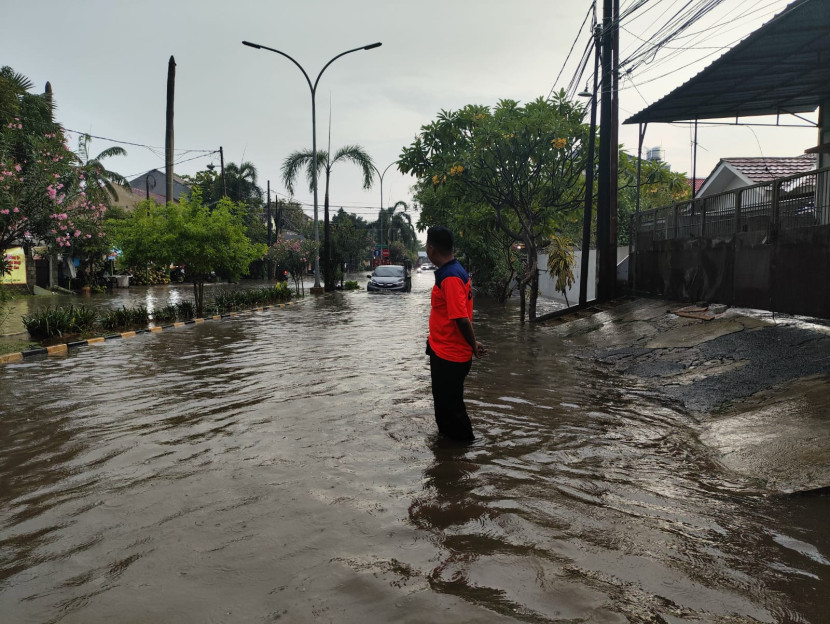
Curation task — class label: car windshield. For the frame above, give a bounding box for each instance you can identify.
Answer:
[374,266,404,277]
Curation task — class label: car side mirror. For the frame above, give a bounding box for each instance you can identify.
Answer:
[366,275,372,279]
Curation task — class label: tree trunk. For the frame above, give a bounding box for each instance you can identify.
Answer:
[527,246,539,322]
[193,280,204,318]
[519,284,526,323]
[322,169,334,292]
[529,267,539,321]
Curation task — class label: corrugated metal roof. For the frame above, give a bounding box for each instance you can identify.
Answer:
[625,0,830,124]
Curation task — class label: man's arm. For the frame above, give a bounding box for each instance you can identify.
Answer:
[455,317,487,358]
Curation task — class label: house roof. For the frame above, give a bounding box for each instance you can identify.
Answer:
[720,154,816,182]
[625,0,830,124]
[689,178,706,194]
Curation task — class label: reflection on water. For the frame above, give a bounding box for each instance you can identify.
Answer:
[0,273,827,623]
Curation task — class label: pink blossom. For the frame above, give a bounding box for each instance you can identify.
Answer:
[0,209,9,215]
[74,230,81,237]
[24,231,30,237]
[14,164,21,172]
[13,207,19,213]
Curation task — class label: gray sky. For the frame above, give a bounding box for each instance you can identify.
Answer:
[2,0,813,227]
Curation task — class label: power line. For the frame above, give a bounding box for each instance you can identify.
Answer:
[63,128,216,153]
[548,1,595,98]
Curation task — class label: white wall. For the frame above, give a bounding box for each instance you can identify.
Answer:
[538,247,628,305]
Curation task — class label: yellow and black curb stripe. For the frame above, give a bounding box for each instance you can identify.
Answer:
[0,300,298,366]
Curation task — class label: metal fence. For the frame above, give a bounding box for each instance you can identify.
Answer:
[633,167,830,242]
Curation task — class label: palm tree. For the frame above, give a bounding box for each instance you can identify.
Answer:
[282,145,374,291]
[381,201,418,249]
[222,160,262,205]
[75,133,130,204]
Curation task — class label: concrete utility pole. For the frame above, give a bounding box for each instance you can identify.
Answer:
[165,56,175,205]
[219,146,227,197]
[596,0,619,302]
[267,180,273,279]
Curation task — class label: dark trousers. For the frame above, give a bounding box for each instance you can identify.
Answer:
[427,343,474,441]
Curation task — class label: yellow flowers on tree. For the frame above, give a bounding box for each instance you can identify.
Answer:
[399,92,590,322]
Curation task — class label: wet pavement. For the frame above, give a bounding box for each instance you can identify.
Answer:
[1,275,828,622]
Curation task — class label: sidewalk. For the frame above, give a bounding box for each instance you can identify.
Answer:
[542,297,830,494]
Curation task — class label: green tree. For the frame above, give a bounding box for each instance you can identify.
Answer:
[330,209,371,276]
[112,192,264,316]
[617,154,691,245]
[74,133,130,204]
[412,178,520,302]
[399,93,589,321]
[370,201,419,253]
[546,232,576,306]
[1,66,106,269]
[268,236,318,296]
[282,145,375,292]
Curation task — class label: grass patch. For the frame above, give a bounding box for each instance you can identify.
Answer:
[0,339,40,356]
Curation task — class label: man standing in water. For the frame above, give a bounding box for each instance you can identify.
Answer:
[425,226,487,441]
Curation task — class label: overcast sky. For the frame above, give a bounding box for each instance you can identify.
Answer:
[2,0,813,228]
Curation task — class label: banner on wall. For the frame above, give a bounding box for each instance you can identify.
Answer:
[1,247,27,285]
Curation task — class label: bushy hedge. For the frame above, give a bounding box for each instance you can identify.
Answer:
[100,306,149,331]
[22,305,97,339]
[21,284,294,339]
[212,283,292,311]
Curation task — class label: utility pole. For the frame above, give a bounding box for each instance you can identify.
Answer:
[219,146,227,197]
[596,0,619,302]
[165,56,175,205]
[610,0,619,266]
[579,24,600,307]
[267,180,273,279]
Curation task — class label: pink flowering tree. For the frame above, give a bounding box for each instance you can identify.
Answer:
[1,68,124,286]
[268,236,318,296]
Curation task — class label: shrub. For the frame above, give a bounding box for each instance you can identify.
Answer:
[100,306,149,331]
[22,305,97,339]
[344,280,359,290]
[151,304,179,324]
[176,300,195,320]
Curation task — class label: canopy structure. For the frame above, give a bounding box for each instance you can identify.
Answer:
[624,0,830,125]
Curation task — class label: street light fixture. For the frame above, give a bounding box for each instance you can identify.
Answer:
[242,40,382,292]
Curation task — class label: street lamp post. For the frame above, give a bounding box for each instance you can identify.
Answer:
[578,24,601,307]
[371,161,398,249]
[242,40,382,292]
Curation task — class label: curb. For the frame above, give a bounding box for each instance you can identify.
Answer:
[0,300,298,366]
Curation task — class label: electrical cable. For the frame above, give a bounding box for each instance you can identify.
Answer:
[548,1,595,98]
[63,128,216,153]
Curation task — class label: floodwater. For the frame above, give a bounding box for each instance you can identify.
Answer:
[0,279,317,338]
[0,273,827,623]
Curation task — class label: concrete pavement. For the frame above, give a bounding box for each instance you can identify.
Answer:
[541,297,830,494]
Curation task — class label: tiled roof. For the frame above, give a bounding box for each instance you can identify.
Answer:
[689,178,706,194]
[723,154,816,183]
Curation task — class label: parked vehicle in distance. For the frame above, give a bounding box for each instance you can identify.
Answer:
[367,264,411,293]
[420,262,436,271]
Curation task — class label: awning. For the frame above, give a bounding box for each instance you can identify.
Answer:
[624,0,830,124]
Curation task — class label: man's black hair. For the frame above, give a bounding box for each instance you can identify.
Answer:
[426,226,453,254]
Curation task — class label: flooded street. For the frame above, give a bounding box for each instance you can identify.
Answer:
[0,273,827,623]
